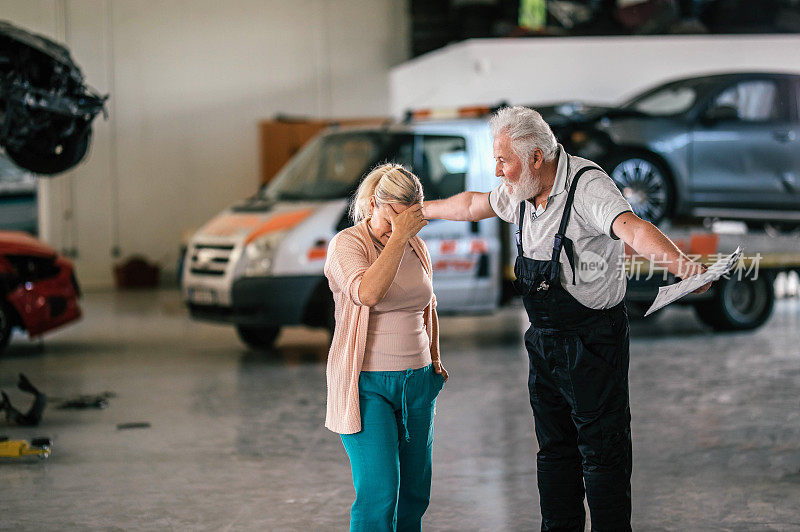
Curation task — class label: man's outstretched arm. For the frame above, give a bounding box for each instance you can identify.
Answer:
[423,191,496,221]
[612,211,711,294]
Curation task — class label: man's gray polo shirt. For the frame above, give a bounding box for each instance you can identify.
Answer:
[489,145,633,310]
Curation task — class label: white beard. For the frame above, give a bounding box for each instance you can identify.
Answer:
[503,166,541,204]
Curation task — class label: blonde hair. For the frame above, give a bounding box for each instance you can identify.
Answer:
[350,163,424,222]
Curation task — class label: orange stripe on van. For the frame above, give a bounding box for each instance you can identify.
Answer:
[470,239,488,254]
[307,247,327,261]
[440,240,457,255]
[204,215,264,236]
[245,209,314,245]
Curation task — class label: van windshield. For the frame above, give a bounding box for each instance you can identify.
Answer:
[259,132,413,201]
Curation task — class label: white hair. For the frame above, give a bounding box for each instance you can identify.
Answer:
[350,163,424,222]
[489,106,558,163]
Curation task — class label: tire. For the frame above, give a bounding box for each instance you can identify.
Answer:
[5,128,91,176]
[0,303,14,355]
[235,325,280,350]
[693,275,774,331]
[607,153,674,225]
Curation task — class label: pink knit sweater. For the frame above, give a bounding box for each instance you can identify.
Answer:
[323,220,440,434]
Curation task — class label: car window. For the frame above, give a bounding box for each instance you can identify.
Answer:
[258,132,466,202]
[711,80,787,122]
[630,86,697,116]
[260,132,414,201]
[415,136,467,200]
[320,138,376,187]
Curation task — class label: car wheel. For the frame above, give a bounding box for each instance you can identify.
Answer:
[5,128,91,176]
[608,154,673,225]
[235,325,280,351]
[693,275,774,331]
[0,303,14,355]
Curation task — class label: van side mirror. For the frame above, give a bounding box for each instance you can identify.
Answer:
[703,105,739,123]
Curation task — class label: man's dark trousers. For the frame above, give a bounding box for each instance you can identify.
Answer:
[525,306,633,532]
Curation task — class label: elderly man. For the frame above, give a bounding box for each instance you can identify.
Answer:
[423,106,710,531]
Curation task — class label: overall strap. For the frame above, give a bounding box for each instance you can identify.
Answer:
[516,200,526,256]
[552,165,602,284]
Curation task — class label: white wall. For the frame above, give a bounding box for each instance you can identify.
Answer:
[390,36,800,116]
[1,0,409,288]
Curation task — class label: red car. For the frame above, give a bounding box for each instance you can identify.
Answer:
[0,231,81,353]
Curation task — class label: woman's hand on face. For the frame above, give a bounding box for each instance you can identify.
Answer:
[389,204,427,243]
[433,360,449,382]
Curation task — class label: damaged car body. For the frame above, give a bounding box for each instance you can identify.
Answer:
[0,20,107,175]
[0,230,82,353]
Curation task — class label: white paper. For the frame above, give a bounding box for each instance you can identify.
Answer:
[644,246,743,317]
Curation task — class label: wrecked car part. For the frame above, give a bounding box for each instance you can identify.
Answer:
[0,373,46,426]
[0,20,108,175]
[56,391,115,410]
[116,422,151,430]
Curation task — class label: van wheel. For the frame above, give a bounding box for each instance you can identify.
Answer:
[236,325,280,350]
[693,275,774,331]
[0,303,14,356]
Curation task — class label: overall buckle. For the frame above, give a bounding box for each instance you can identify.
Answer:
[537,281,550,292]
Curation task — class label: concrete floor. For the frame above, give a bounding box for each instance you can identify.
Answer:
[1,289,799,531]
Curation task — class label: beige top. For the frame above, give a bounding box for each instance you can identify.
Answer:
[323,220,440,434]
[361,230,433,371]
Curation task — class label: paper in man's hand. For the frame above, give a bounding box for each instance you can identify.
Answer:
[644,246,743,317]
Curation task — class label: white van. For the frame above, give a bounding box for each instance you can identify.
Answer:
[182,113,509,349]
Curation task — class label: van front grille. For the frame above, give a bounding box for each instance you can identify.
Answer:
[189,243,235,276]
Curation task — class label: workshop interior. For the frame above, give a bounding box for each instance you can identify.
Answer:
[1,1,799,530]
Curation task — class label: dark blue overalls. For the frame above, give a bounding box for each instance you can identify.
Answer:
[515,165,632,532]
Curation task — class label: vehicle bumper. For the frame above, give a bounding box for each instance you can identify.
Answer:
[7,268,82,337]
[187,275,322,326]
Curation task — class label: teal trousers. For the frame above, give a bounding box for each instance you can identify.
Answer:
[341,364,445,532]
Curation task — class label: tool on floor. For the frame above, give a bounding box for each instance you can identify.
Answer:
[57,391,116,410]
[1,374,46,426]
[116,422,151,430]
[0,436,52,460]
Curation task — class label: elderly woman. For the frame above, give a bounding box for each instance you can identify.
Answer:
[324,163,448,532]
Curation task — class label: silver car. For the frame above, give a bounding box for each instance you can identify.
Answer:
[540,72,800,226]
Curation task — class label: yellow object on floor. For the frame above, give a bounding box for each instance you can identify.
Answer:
[0,437,51,459]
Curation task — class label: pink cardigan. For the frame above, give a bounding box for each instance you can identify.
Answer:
[323,220,440,434]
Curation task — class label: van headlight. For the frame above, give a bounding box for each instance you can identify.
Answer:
[242,232,283,277]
